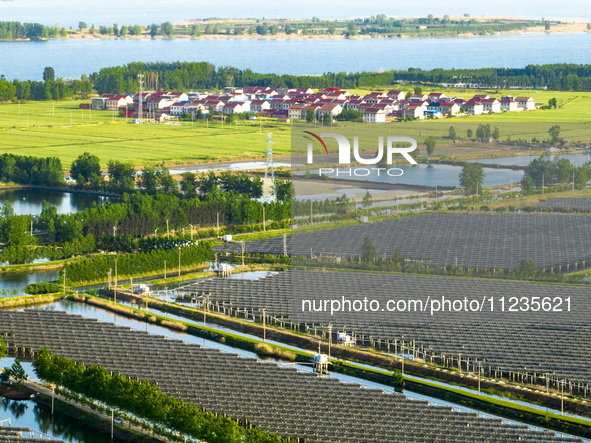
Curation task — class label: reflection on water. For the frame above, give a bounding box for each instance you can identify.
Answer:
[0,270,60,298]
[295,164,524,188]
[469,152,591,167]
[0,395,122,443]
[0,189,114,216]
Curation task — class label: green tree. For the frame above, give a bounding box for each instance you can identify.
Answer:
[43,66,55,82]
[113,23,119,36]
[180,172,198,198]
[0,337,6,359]
[413,86,423,95]
[78,22,87,31]
[492,126,500,141]
[306,107,316,123]
[120,26,128,37]
[424,136,436,157]
[467,128,473,138]
[521,174,535,193]
[459,162,485,194]
[150,24,158,37]
[107,160,135,193]
[518,258,536,277]
[361,191,373,209]
[161,22,174,36]
[548,97,557,108]
[393,247,403,264]
[475,124,492,140]
[448,126,457,140]
[548,125,561,144]
[70,152,101,187]
[361,237,377,263]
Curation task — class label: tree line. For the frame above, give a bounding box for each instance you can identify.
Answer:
[0,153,64,186]
[33,348,285,442]
[89,62,591,94]
[1,62,590,102]
[61,242,211,283]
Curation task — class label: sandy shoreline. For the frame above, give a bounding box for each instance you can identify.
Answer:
[2,18,588,43]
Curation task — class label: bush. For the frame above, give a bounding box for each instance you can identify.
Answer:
[24,282,62,294]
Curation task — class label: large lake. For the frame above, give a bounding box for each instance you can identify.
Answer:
[0,32,589,80]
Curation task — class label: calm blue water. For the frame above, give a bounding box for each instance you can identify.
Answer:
[297,164,524,188]
[469,152,591,167]
[0,32,589,81]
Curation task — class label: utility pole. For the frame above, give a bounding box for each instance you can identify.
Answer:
[108,269,112,289]
[63,268,66,294]
[478,362,482,395]
[178,247,181,277]
[30,220,33,236]
[113,226,117,237]
[111,409,114,440]
[283,234,287,257]
[241,241,245,267]
[137,73,144,123]
[262,205,266,231]
[166,219,170,238]
[328,324,332,358]
[114,257,118,304]
[561,379,564,415]
[189,224,194,240]
[216,212,220,237]
[164,260,167,279]
[262,308,266,342]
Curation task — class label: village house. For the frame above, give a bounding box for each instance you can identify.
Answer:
[106,95,132,111]
[481,98,501,113]
[91,97,108,110]
[288,104,309,120]
[222,102,246,114]
[387,90,405,100]
[462,99,484,115]
[516,96,535,110]
[146,97,173,112]
[410,93,428,101]
[428,92,447,101]
[363,108,386,123]
[402,104,425,119]
[500,96,519,112]
[170,102,187,115]
[317,104,343,120]
[249,99,271,113]
[439,101,462,116]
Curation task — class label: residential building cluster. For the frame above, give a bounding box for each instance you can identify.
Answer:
[84,86,537,123]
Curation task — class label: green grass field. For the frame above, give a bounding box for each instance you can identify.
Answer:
[0,101,292,169]
[0,88,589,170]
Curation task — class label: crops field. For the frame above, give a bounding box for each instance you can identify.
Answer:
[0,101,292,169]
[0,90,589,171]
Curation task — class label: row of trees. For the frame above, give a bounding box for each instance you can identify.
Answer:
[61,242,211,283]
[0,153,64,186]
[90,62,591,95]
[521,156,591,191]
[33,348,284,442]
[69,152,284,200]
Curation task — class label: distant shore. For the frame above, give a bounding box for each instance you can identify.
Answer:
[0,17,588,43]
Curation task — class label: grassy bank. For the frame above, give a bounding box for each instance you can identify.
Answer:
[0,293,65,308]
